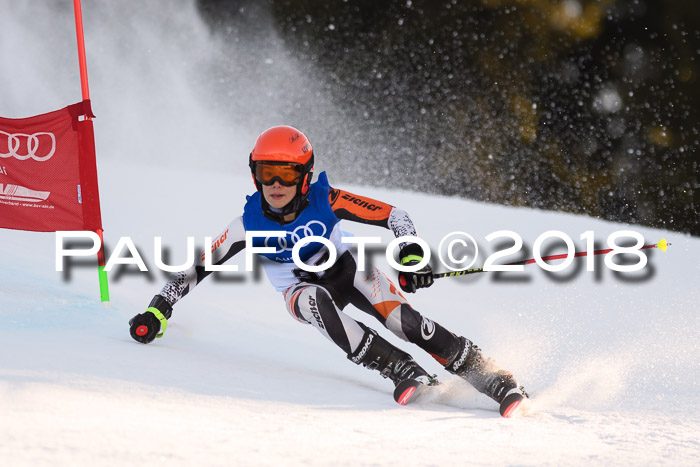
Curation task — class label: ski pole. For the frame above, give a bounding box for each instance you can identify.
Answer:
[432,238,669,279]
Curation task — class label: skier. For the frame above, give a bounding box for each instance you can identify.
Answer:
[129,125,527,417]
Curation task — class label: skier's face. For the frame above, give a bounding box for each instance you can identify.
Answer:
[262,180,297,209]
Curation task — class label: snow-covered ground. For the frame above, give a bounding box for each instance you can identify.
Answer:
[2,1,699,465]
[1,161,699,466]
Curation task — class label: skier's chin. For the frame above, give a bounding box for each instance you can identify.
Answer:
[267,195,293,209]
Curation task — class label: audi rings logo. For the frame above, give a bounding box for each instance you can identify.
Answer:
[0,131,56,162]
[265,220,328,252]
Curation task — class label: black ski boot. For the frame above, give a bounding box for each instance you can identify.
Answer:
[348,329,438,404]
[445,336,527,417]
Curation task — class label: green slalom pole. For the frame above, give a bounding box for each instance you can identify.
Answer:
[75,0,109,303]
[97,229,110,302]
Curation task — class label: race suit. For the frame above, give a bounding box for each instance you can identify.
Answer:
[155,172,461,364]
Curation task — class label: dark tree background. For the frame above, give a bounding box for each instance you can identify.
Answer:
[198,0,699,236]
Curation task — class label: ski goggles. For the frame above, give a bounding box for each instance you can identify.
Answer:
[254,162,304,186]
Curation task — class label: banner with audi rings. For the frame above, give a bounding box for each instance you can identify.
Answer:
[0,100,103,232]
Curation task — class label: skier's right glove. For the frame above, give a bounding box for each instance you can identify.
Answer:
[129,295,173,344]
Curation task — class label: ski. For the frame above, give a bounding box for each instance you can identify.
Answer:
[395,378,529,418]
[499,389,527,418]
[393,378,434,405]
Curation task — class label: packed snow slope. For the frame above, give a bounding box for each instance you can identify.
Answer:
[1,161,699,466]
[1,1,699,465]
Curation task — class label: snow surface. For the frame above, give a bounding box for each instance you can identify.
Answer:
[1,1,699,465]
[1,162,699,466]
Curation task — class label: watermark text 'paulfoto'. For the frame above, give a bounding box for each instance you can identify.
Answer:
[55,230,651,274]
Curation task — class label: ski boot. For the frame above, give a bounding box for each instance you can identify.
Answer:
[348,329,438,405]
[445,336,527,417]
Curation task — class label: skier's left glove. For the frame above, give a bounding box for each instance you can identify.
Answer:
[397,243,434,293]
[129,295,173,344]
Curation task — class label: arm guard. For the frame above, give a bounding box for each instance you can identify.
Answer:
[158,217,246,307]
[329,188,418,248]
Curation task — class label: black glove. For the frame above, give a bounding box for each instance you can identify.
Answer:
[129,295,173,344]
[397,244,434,293]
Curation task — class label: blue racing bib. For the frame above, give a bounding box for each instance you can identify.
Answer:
[242,172,339,263]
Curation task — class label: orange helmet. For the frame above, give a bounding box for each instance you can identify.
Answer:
[250,125,313,165]
[248,126,315,222]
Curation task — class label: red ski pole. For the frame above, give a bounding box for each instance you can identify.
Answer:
[433,238,669,279]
